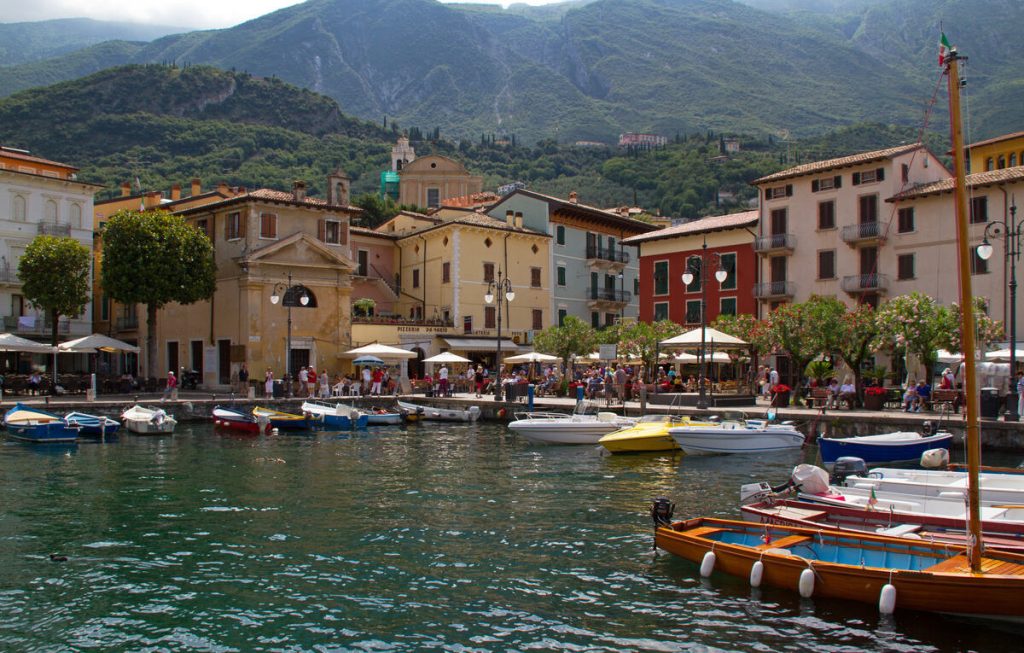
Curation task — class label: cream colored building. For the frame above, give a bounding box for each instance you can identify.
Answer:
[398,155,483,209]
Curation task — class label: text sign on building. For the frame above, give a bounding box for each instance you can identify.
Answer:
[599,344,618,361]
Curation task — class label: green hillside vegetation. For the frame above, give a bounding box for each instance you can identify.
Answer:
[0,40,142,98]
[0,17,184,66]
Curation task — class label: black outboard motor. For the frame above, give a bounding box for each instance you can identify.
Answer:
[651,497,675,527]
[921,420,933,436]
[180,369,200,390]
[830,456,867,485]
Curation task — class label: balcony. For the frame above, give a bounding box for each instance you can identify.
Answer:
[588,287,632,308]
[38,222,72,237]
[0,267,20,285]
[352,314,454,328]
[3,315,71,335]
[841,221,888,246]
[116,316,140,331]
[753,233,796,254]
[841,273,889,294]
[586,245,629,269]
[753,281,796,300]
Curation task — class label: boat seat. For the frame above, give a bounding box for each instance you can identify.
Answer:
[756,534,812,551]
[762,547,797,556]
[875,523,923,536]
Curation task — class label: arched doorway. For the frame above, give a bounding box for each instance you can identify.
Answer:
[408,347,426,379]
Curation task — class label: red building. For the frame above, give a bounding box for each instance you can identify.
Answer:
[623,211,759,325]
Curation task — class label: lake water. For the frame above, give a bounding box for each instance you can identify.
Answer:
[0,421,1019,652]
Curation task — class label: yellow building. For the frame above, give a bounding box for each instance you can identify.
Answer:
[397,155,483,209]
[969,130,1024,173]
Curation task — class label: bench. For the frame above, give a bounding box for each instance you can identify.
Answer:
[931,388,960,411]
[807,387,830,408]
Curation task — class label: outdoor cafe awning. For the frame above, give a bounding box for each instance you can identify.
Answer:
[442,337,520,352]
[660,327,747,348]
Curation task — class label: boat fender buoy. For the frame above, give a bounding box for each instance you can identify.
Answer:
[700,551,716,577]
[798,568,814,598]
[750,560,764,587]
[879,583,897,614]
[497,408,507,419]
[271,428,279,435]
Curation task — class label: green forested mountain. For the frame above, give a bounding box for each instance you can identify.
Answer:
[0,0,1018,143]
[0,18,184,66]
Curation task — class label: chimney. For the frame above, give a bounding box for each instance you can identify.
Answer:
[568,191,578,204]
[293,180,307,201]
[514,211,523,228]
[170,184,181,201]
[120,181,131,197]
[191,178,201,196]
[143,191,162,210]
[217,181,229,195]
[505,209,514,224]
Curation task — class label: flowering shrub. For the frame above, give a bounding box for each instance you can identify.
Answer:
[771,384,791,394]
[864,386,887,397]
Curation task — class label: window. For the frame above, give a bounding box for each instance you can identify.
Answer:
[971,249,988,275]
[196,218,211,239]
[12,195,26,221]
[897,207,915,233]
[765,184,792,200]
[811,175,841,192]
[357,250,369,276]
[719,252,737,290]
[653,260,669,295]
[99,294,109,321]
[858,195,878,223]
[426,188,440,208]
[531,267,541,288]
[1012,153,1018,167]
[770,208,787,234]
[685,300,702,325]
[653,302,669,321]
[485,306,496,329]
[684,256,702,292]
[226,211,242,240]
[483,262,494,283]
[591,312,600,328]
[558,309,567,326]
[260,212,277,239]
[901,164,910,183]
[998,155,1006,169]
[412,269,420,288]
[321,219,342,244]
[818,250,836,280]
[634,278,639,294]
[533,309,543,330]
[852,168,884,185]
[720,297,737,316]
[556,225,565,245]
[985,157,994,171]
[605,313,615,327]
[557,266,566,286]
[970,196,988,224]
[818,201,835,230]
[442,261,450,283]
[897,253,915,280]
[45,199,58,222]
[69,204,82,228]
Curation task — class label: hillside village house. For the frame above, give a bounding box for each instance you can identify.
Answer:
[623,210,758,325]
[0,146,100,370]
[397,154,483,210]
[486,189,658,329]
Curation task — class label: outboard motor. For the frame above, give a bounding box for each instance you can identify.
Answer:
[921,420,933,436]
[651,497,675,527]
[830,456,867,485]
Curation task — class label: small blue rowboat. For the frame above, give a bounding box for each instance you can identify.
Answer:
[4,403,80,443]
[818,430,953,465]
[64,411,120,438]
[300,401,369,429]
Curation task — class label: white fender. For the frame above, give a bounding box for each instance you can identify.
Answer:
[700,551,716,577]
[750,560,764,587]
[798,568,814,598]
[879,583,897,614]
[214,420,221,426]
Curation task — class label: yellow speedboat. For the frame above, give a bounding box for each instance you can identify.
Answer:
[598,414,707,454]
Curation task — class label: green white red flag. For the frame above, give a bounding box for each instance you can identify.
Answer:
[939,33,951,66]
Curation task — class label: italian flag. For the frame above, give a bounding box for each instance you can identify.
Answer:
[939,32,951,66]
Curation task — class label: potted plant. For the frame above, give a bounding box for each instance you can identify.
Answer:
[353,298,376,318]
[805,360,833,387]
[770,383,791,407]
[863,385,887,410]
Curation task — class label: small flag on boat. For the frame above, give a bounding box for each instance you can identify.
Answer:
[761,528,772,545]
[938,32,951,66]
[867,487,878,511]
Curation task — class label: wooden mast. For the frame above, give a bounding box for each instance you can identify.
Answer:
[945,46,984,572]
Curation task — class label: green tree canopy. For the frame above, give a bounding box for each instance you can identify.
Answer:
[101,209,216,377]
[533,316,597,374]
[18,235,91,346]
[875,292,951,383]
[605,319,682,381]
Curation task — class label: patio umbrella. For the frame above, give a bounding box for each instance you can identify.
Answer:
[352,355,386,366]
[659,327,747,347]
[504,352,562,363]
[58,333,140,353]
[0,333,56,353]
[422,352,472,363]
[345,343,417,359]
[984,348,1024,362]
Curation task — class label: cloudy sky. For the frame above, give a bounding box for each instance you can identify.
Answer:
[1,0,563,30]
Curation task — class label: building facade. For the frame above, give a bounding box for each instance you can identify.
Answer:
[397,155,483,209]
[968,131,1024,173]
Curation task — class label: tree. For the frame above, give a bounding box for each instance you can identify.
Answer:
[762,301,828,405]
[833,303,880,405]
[101,210,216,378]
[18,235,91,346]
[605,319,681,381]
[944,296,1004,353]
[875,292,951,385]
[533,316,597,377]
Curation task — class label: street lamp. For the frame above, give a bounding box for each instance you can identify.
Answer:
[977,198,1020,421]
[270,272,312,397]
[484,269,515,401]
[681,237,729,410]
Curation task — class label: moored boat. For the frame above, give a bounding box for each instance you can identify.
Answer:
[362,407,404,426]
[121,404,176,435]
[300,401,369,430]
[212,405,263,433]
[396,400,481,423]
[669,418,805,455]
[4,403,79,443]
[818,430,953,465]
[63,411,120,438]
[508,402,636,445]
[598,414,704,453]
[253,406,317,431]
[843,467,1024,506]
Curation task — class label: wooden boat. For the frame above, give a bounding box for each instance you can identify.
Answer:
[212,405,263,433]
[4,403,79,443]
[598,414,706,453]
[362,407,404,426]
[818,431,953,465]
[507,402,636,445]
[63,411,120,438]
[396,400,481,423]
[300,401,369,430]
[252,406,317,431]
[668,419,804,455]
[121,404,176,435]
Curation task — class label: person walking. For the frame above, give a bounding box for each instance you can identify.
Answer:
[371,367,384,395]
[161,371,177,402]
[474,365,484,398]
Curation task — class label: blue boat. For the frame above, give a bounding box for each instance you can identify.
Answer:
[300,401,369,429]
[64,411,120,438]
[4,403,80,443]
[818,430,953,465]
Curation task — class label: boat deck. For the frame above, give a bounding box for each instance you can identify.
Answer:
[925,554,1024,575]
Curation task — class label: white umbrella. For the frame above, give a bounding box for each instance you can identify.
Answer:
[936,349,964,364]
[345,343,417,359]
[660,327,747,347]
[504,352,562,363]
[673,351,731,364]
[984,348,1024,362]
[422,352,472,363]
[58,333,140,353]
[0,333,56,353]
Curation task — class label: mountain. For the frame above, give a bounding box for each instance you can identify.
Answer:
[0,40,143,98]
[0,18,185,66]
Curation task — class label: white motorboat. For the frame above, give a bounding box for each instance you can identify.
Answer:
[843,467,1024,506]
[121,404,177,435]
[507,402,636,445]
[396,400,481,422]
[669,415,804,455]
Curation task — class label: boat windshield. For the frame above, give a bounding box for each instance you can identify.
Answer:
[638,415,671,423]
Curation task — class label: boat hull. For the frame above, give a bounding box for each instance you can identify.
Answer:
[818,431,952,464]
[599,422,680,453]
[508,420,626,445]
[213,407,262,433]
[121,405,176,435]
[397,400,481,422]
[4,403,79,443]
[669,425,805,455]
[364,412,403,426]
[657,517,1024,619]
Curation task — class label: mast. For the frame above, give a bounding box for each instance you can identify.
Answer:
[945,47,984,571]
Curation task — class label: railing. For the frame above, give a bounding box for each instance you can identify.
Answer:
[589,287,632,303]
[585,245,630,264]
[753,233,796,253]
[116,316,140,330]
[0,268,19,284]
[352,315,454,327]
[841,221,888,243]
[841,273,889,293]
[38,222,72,236]
[3,315,71,334]
[753,281,795,299]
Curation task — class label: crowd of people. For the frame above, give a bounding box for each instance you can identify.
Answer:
[259,364,397,398]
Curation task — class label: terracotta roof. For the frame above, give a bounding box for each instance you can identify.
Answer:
[351,225,398,239]
[490,188,659,233]
[173,188,362,216]
[752,143,923,185]
[622,210,759,244]
[0,146,77,171]
[398,210,548,239]
[967,131,1024,150]
[441,191,502,209]
[887,166,1024,202]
